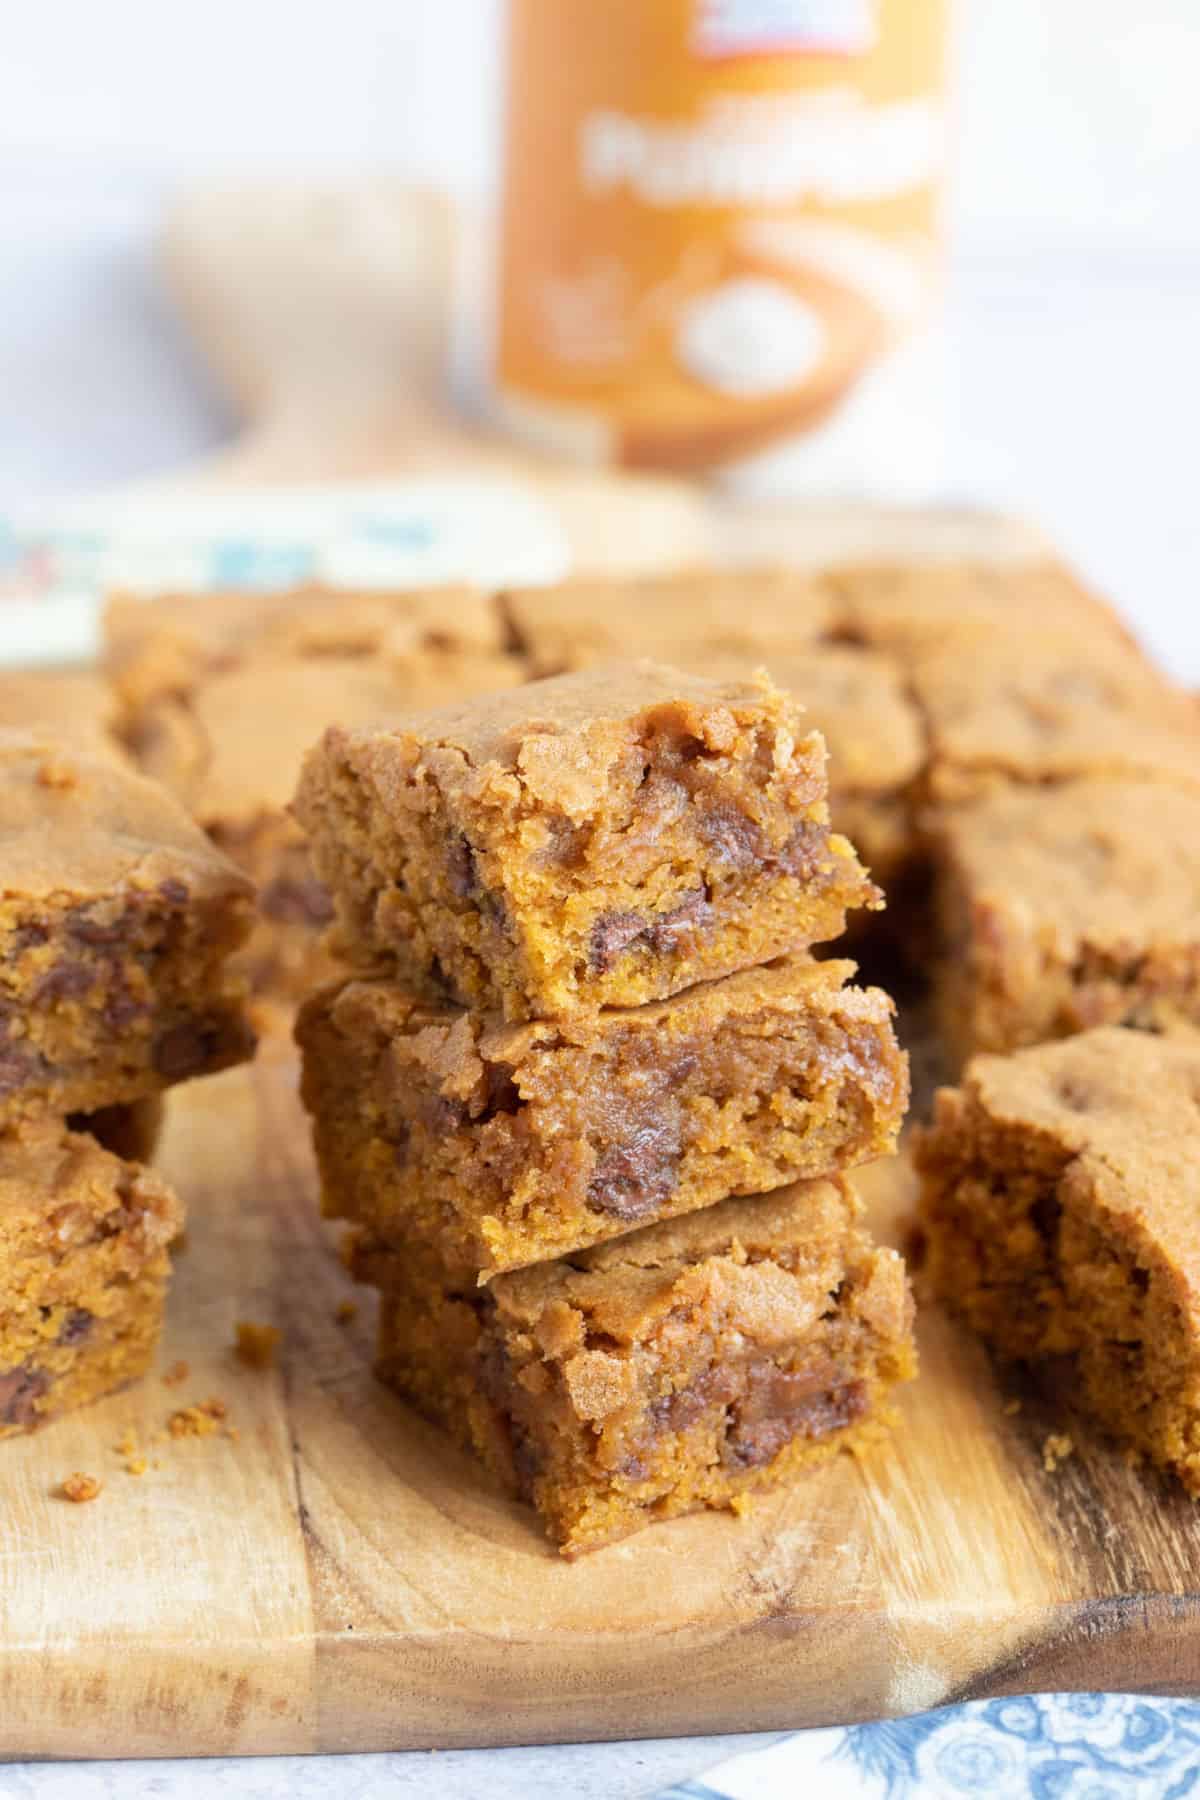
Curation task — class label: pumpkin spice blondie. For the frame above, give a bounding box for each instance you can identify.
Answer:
[294,660,880,1021]
[0,1118,182,1435]
[297,954,908,1279]
[915,1027,1200,1495]
[355,1177,916,1555]
[0,734,255,1119]
[927,775,1200,1062]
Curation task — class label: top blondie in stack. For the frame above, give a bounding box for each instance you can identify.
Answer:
[292,659,913,1553]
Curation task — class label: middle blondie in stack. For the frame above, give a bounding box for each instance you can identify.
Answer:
[294,661,915,1553]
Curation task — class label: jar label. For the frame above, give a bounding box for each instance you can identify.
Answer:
[492,0,947,481]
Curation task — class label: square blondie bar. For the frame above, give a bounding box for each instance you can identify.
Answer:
[355,1178,916,1555]
[503,568,836,677]
[105,583,510,709]
[911,629,1200,802]
[928,775,1200,1061]
[297,955,908,1279]
[0,1119,183,1435]
[0,735,255,1118]
[828,559,1137,662]
[915,1027,1200,1495]
[295,661,880,1020]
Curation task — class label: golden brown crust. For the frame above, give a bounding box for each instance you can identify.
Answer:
[104,583,505,708]
[828,558,1139,661]
[928,775,1200,1059]
[0,733,256,904]
[912,629,1200,799]
[0,671,128,766]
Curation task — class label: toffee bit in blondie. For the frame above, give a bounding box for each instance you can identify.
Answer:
[235,1321,281,1369]
[60,1472,102,1503]
[334,1300,358,1326]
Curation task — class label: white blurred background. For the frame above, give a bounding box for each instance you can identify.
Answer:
[3,0,1199,666]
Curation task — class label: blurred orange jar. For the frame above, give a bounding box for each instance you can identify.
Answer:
[479,0,949,495]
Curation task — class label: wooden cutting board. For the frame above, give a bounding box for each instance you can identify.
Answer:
[3,184,1185,1759]
[3,1048,1197,1759]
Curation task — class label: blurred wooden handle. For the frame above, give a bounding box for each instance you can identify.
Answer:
[156,179,1046,573]
[157,181,716,572]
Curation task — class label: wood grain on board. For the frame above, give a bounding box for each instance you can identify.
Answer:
[1,1047,1197,1760]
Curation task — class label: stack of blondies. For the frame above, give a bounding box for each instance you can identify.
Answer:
[293,659,916,1553]
[0,721,256,1437]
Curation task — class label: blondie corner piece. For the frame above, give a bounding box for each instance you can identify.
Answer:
[0,1120,183,1435]
[294,660,880,1021]
[928,775,1200,1061]
[355,1179,916,1555]
[298,955,908,1278]
[914,1027,1200,1496]
[0,735,256,1119]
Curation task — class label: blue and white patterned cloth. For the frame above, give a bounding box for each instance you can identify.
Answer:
[660,1696,1200,1798]
[0,478,568,666]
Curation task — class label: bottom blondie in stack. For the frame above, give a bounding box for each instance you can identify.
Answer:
[295,661,916,1553]
[0,726,256,1436]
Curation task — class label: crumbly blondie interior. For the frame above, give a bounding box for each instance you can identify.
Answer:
[357,1179,916,1555]
[915,1028,1200,1492]
[0,1122,182,1435]
[299,956,907,1278]
[0,883,254,1117]
[296,662,880,1021]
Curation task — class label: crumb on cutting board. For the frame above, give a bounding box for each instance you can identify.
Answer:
[235,1320,281,1368]
[1042,1432,1075,1474]
[162,1360,189,1388]
[168,1397,230,1440]
[60,1472,102,1503]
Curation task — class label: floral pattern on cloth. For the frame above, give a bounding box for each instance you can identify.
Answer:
[659,1695,1200,1799]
